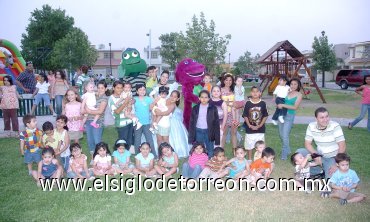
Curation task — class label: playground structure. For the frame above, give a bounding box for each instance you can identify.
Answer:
[0,39,26,85]
[256,40,326,103]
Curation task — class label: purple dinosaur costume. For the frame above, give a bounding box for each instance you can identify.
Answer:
[175,58,205,130]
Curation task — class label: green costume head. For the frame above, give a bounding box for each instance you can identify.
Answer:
[117,48,147,78]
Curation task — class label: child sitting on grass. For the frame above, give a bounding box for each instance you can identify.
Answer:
[244,147,275,186]
[154,142,179,177]
[222,146,249,180]
[112,139,133,175]
[199,147,228,179]
[132,142,157,177]
[290,152,320,193]
[67,143,94,180]
[327,153,366,205]
[32,147,62,187]
[92,142,115,176]
[253,140,266,161]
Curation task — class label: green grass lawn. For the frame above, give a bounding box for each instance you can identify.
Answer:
[1,125,369,221]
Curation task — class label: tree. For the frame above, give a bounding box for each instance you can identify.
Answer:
[158,32,182,70]
[51,28,98,72]
[233,51,260,74]
[159,12,231,72]
[312,31,337,88]
[21,4,74,71]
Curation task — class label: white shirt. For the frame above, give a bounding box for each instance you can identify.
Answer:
[273,85,290,98]
[36,82,50,94]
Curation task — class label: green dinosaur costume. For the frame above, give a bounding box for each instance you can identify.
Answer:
[117,48,147,95]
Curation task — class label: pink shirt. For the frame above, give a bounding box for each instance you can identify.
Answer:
[65,102,82,131]
[188,153,208,169]
[0,85,19,109]
[362,87,370,104]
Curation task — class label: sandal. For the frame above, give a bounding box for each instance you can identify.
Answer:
[347,123,352,130]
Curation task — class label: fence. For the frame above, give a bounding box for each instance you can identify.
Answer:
[0,99,56,118]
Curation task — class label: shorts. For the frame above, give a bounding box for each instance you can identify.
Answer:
[34,93,51,106]
[156,125,170,136]
[234,100,245,108]
[244,133,265,150]
[69,131,83,141]
[24,148,42,164]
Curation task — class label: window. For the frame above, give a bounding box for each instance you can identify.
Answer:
[352,49,355,58]
[104,52,113,59]
[351,70,360,76]
[151,51,158,59]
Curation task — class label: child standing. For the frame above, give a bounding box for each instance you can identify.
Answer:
[181,143,209,179]
[223,147,249,179]
[115,82,141,129]
[328,153,366,205]
[52,70,69,115]
[242,86,269,161]
[199,147,228,179]
[132,142,157,177]
[30,72,57,116]
[188,90,220,158]
[203,73,212,92]
[67,143,94,179]
[19,114,43,176]
[32,147,62,186]
[145,66,158,95]
[155,142,179,177]
[232,76,245,126]
[81,82,100,129]
[210,86,228,147]
[253,140,266,161]
[0,75,21,137]
[92,142,115,176]
[271,76,290,125]
[290,152,319,192]
[112,139,133,175]
[63,89,83,143]
[55,115,71,171]
[245,147,275,185]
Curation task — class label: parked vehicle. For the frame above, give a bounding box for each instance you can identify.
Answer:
[243,73,259,82]
[335,69,370,89]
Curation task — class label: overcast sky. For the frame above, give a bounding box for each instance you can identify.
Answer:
[1,0,369,62]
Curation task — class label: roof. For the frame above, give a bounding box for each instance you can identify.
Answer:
[257,40,304,63]
[348,58,370,63]
[94,59,121,66]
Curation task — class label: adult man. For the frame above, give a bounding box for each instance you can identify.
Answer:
[297,107,346,178]
[16,61,37,94]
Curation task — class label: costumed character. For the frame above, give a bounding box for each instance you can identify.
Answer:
[118,48,147,96]
[175,58,205,129]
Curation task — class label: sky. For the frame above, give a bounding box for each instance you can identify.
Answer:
[1,0,370,62]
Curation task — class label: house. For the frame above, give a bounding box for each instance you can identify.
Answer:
[348,41,370,69]
[143,46,171,79]
[92,45,123,78]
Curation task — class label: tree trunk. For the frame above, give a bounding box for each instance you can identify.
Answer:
[322,70,325,88]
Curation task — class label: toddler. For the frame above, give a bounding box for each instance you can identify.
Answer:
[150,86,170,131]
[112,139,134,175]
[291,152,319,192]
[115,82,142,129]
[32,147,62,186]
[67,143,94,179]
[244,147,275,186]
[154,142,179,177]
[42,121,62,153]
[223,146,249,180]
[203,73,212,92]
[253,140,266,161]
[232,76,245,126]
[132,142,157,177]
[199,147,228,179]
[271,76,290,125]
[81,82,100,129]
[92,142,115,176]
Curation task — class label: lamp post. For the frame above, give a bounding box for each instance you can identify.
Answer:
[228,53,231,71]
[146,29,152,66]
[109,43,112,76]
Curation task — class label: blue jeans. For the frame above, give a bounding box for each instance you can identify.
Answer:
[60,156,70,172]
[85,119,104,154]
[351,104,370,129]
[67,169,94,178]
[195,128,214,158]
[55,95,64,115]
[134,124,156,158]
[272,97,287,120]
[182,162,202,178]
[117,123,134,147]
[296,148,335,179]
[278,113,295,160]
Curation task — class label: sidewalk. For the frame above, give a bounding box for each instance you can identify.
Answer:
[0,112,367,138]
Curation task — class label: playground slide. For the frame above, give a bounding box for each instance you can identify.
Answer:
[0,39,26,84]
[268,76,279,94]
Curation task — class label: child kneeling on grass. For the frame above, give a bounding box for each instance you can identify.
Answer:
[32,147,63,187]
[67,143,94,180]
[112,139,134,175]
[199,147,228,179]
[243,147,275,186]
[154,142,179,177]
[327,153,366,205]
[132,142,157,177]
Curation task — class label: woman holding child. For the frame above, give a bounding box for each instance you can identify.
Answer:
[277,78,303,160]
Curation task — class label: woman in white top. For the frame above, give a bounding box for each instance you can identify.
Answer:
[149,70,178,99]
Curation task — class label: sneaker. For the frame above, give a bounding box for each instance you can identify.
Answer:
[278,116,285,123]
[52,112,57,117]
[271,119,278,125]
[339,199,347,205]
[79,125,85,131]
[136,122,143,130]
[88,176,95,181]
[320,191,330,198]
[90,122,100,129]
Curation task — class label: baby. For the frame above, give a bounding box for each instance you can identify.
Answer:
[291,152,319,193]
[81,82,99,129]
[150,86,169,132]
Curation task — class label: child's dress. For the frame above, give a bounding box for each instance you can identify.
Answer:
[94,155,112,174]
[169,107,190,158]
[234,85,245,107]
[42,160,57,178]
[65,102,82,140]
[228,158,247,178]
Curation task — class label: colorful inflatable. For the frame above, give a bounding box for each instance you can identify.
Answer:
[0,39,26,85]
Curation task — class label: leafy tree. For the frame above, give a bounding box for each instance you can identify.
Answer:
[158,32,182,70]
[51,28,98,72]
[312,31,337,88]
[233,51,260,74]
[159,12,231,72]
[21,4,75,71]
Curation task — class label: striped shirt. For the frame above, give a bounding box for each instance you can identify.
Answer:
[305,121,345,158]
[188,153,208,169]
[121,73,147,96]
[207,156,228,172]
[108,95,133,128]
